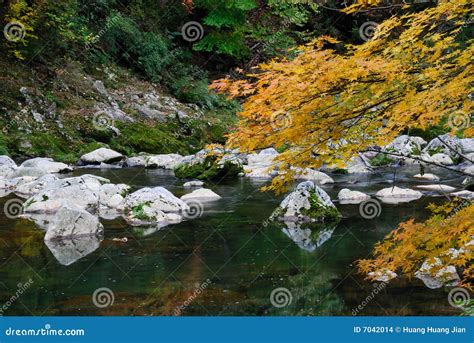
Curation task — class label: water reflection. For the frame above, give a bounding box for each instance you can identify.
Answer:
[45,235,103,266]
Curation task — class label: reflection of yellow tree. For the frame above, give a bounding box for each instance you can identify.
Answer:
[359,200,474,289]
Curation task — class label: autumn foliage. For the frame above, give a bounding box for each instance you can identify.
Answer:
[211,0,473,193]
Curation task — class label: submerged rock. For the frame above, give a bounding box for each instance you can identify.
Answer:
[274,181,340,222]
[44,203,104,241]
[79,148,123,165]
[415,184,456,193]
[413,173,440,181]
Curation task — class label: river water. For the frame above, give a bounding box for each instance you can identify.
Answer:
[0,166,465,316]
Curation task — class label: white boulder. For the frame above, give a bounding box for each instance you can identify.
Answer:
[181,188,221,201]
[44,203,104,241]
[337,189,370,204]
[414,258,460,289]
[183,180,204,188]
[413,173,440,181]
[19,158,72,173]
[80,148,123,164]
[375,186,422,203]
[295,168,334,184]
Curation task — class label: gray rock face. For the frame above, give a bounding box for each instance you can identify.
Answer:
[295,168,334,184]
[244,149,279,178]
[276,181,339,222]
[414,258,460,289]
[147,154,184,169]
[44,203,104,241]
[80,148,123,164]
[124,156,147,168]
[459,138,474,154]
[99,183,129,209]
[384,135,427,156]
[0,156,16,169]
[15,174,59,196]
[45,235,102,266]
[20,158,72,173]
[125,187,189,213]
[423,134,462,159]
[347,154,373,174]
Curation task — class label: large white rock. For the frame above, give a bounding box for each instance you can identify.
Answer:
[295,168,334,185]
[45,235,102,266]
[15,174,59,196]
[459,138,474,154]
[244,149,279,178]
[423,134,462,159]
[44,203,104,241]
[0,177,14,190]
[181,188,221,201]
[414,258,460,289]
[23,182,100,214]
[375,186,422,203]
[415,184,456,192]
[99,183,130,209]
[11,167,50,178]
[80,148,123,164]
[430,153,454,165]
[413,173,440,181]
[337,188,370,204]
[347,154,373,174]
[147,154,184,169]
[384,135,426,156]
[125,187,189,213]
[19,158,72,173]
[124,156,147,168]
[277,181,339,221]
[0,156,16,168]
[463,165,474,176]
